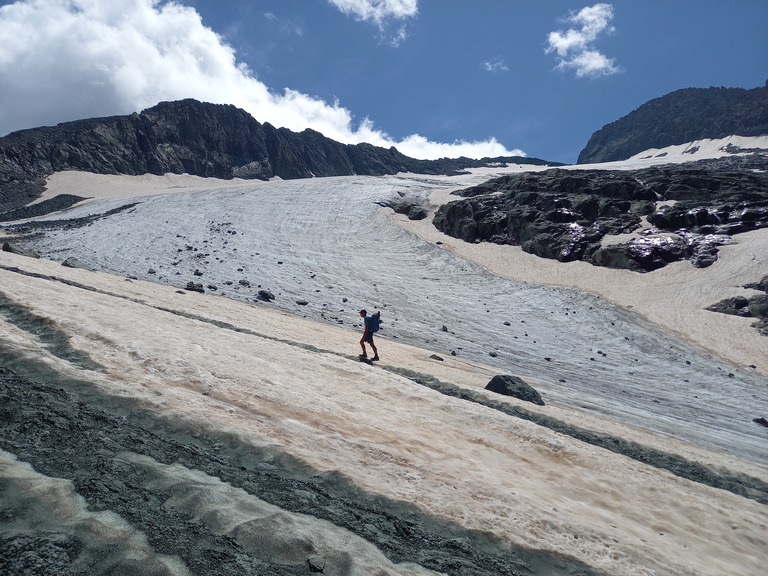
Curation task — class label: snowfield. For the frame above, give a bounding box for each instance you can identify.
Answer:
[1,158,767,576]
[15,170,768,463]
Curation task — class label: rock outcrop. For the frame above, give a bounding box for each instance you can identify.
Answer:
[433,155,768,272]
[0,194,88,222]
[0,98,553,214]
[578,83,768,164]
[707,275,768,336]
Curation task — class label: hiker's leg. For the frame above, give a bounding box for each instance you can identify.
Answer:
[371,340,378,358]
[360,337,367,355]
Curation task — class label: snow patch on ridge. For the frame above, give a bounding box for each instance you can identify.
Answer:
[628,135,768,162]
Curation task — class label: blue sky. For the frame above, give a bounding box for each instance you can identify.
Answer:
[0,1,766,163]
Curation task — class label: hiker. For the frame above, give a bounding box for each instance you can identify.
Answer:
[359,309,380,361]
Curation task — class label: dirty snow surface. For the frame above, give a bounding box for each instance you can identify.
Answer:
[1,168,767,576]
[18,173,768,461]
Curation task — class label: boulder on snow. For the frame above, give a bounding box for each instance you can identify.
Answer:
[485,374,544,406]
[61,257,92,271]
[2,241,39,258]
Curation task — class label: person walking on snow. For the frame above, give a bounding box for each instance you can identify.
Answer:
[359,309,379,361]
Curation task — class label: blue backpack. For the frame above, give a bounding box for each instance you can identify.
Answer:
[369,312,380,333]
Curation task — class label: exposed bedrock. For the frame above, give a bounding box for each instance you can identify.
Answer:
[707,275,768,336]
[433,156,768,272]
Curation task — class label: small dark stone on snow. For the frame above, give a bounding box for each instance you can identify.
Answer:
[258,290,275,301]
[753,417,768,427]
[193,269,203,276]
[185,282,204,293]
[296,300,309,306]
[429,354,444,361]
[489,351,499,357]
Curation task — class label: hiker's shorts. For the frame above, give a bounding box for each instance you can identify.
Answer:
[363,332,374,344]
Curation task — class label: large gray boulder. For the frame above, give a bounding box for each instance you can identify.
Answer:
[485,375,544,406]
[2,241,39,258]
[61,257,92,271]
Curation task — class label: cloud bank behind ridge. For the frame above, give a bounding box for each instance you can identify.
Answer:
[0,0,522,160]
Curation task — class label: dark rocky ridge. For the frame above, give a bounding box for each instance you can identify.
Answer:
[433,155,768,272]
[0,98,553,214]
[578,83,768,164]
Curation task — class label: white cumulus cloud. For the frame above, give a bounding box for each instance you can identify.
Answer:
[545,3,620,78]
[0,0,522,160]
[327,0,418,24]
[328,0,418,46]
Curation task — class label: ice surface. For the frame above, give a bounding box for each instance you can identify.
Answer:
[18,172,768,463]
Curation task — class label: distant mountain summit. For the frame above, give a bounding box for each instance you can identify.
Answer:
[0,99,550,213]
[577,83,768,164]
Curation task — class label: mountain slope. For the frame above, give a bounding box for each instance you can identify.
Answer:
[578,83,768,164]
[0,99,549,212]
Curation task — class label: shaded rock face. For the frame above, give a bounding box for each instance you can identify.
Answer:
[484,375,544,406]
[707,275,768,336]
[433,156,768,272]
[0,98,553,213]
[578,84,768,164]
